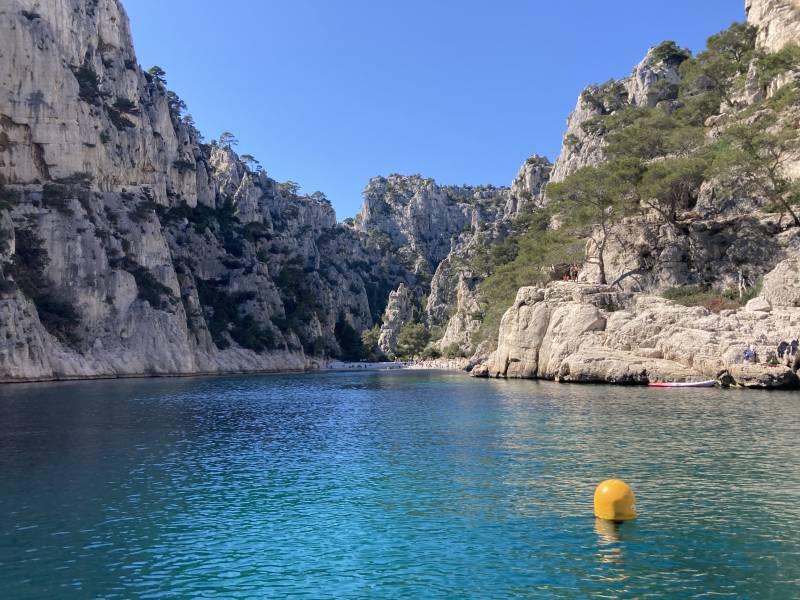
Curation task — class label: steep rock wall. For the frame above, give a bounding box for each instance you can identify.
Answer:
[0,0,404,381]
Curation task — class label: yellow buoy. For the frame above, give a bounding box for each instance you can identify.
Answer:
[594,479,636,521]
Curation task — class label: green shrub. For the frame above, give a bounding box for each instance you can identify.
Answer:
[7,228,81,344]
[56,172,94,187]
[421,344,441,359]
[441,343,464,359]
[230,315,276,353]
[0,186,20,210]
[110,256,175,310]
[70,65,103,105]
[172,159,196,173]
[0,273,16,294]
[721,278,763,304]
[33,295,81,346]
[42,184,75,215]
[580,79,627,114]
[395,322,430,359]
[129,200,159,223]
[113,97,138,114]
[662,285,739,313]
[335,316,365,360]
[107,106,135,130]
[651,41,691,66]
[196,278,277,352]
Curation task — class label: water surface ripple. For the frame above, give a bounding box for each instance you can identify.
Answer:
[1,371,799,598]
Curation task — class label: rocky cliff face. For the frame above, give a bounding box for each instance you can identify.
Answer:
[549,44,688,185]
[355,175,514,273]
[471,0,800,387]
[475,271,800,388]
[0,0,404,381]
[746,0,800,52]
[3,0,798,385]
[355,156,552,354]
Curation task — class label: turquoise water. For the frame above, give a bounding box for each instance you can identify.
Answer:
[1,371,799,598]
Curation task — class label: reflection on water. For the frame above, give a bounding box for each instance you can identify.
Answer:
[0,371,799,598]
[594,518,628,584]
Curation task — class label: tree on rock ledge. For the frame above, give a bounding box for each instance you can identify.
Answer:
[712,110,800,227]
[547,158,642,285]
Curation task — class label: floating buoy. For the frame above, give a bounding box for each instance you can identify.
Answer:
[594,479,636,521]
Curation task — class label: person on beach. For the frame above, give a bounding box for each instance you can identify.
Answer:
[743,345,757,363]
[788,339,799,367]
[778,341,789,360]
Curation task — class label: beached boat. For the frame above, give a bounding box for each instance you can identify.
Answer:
[648,380,717,388]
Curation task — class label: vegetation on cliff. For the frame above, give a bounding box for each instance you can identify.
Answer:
[467,22,800,350]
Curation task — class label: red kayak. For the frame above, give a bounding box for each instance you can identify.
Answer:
[648,380,716,388]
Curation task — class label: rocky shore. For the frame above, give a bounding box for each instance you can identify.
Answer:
[472,259,800,388]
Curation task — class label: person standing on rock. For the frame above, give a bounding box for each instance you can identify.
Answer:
[778,341,789,361]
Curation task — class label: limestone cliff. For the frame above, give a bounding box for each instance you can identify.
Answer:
[471,0,800,388]
[746,0,800,52]
[355,175,513,273]
[378,283,413,355]
[550,43,689,185]
[0,0,404,381]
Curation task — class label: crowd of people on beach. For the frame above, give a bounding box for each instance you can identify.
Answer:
[743,339,799,367]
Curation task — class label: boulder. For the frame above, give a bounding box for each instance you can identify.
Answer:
[745,297,772,312]
[761,259,800,307]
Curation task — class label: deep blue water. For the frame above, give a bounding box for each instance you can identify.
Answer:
[0,370,799,598]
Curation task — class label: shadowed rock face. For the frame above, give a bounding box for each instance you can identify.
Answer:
[0,0,406,381]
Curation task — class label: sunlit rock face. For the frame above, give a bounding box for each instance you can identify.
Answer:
[549,45,686,185]
[0,0,405,380]
[746,0,800,52]
[479,279,800,389]
[378,283,413,356]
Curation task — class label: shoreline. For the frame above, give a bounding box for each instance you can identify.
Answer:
[0,366,313,387]
[1,356,794,390]
[0,357,470,387]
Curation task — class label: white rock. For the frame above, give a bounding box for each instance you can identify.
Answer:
[745,297,772,312]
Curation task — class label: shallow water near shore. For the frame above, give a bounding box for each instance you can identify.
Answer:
[0,370,799,598]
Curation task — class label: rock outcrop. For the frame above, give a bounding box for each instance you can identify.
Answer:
[378,283,413,355]
[355,175,513,273]
[549,44,688,185]
[476,276,800,388]
[746,0,800,52]
[761,259,800,306]
[355,157,551,353]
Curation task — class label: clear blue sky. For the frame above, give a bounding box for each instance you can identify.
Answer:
[125,0,744,218]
